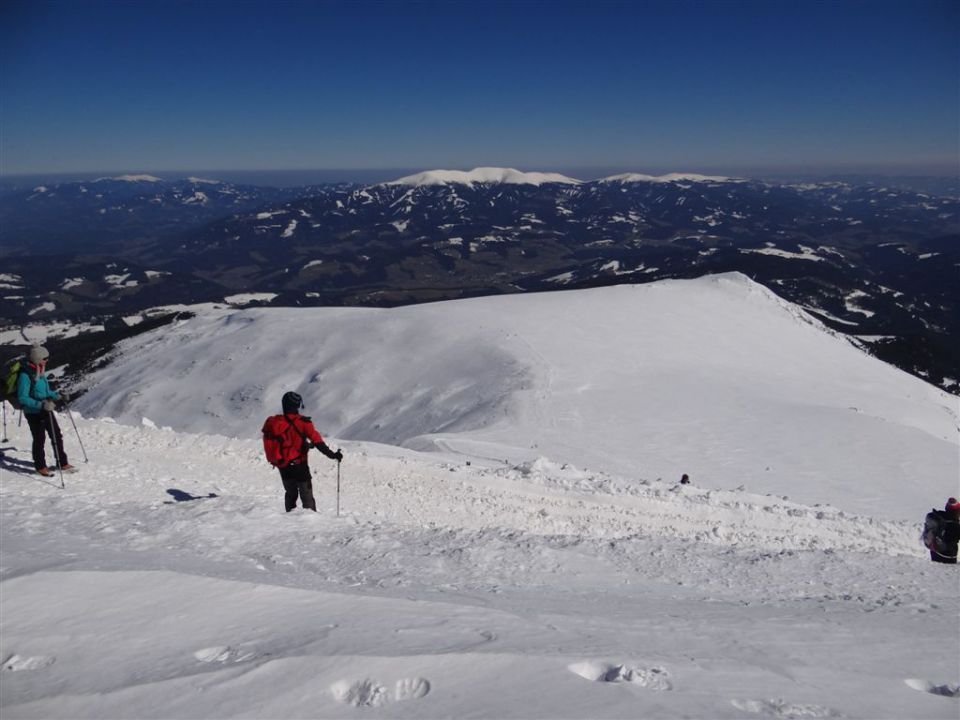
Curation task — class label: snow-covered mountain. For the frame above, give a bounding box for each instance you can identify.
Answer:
[2,172,958,391]
[75,274,957,522]
[93,174,165,183]
[386,166,582,186]
[601,172,742,183]
[3,273,958,718]
[0,176,312,255]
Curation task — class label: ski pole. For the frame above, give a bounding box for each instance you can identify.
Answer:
[336,456,341,517]
[48,410,64,489]
[2,400,7,442]
[64,407,88,463]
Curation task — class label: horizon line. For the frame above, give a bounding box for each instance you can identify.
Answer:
[4,163,959,180]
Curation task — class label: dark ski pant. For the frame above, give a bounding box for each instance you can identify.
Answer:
[25,410,68,471]
[279,462,316,512]
[930,549,957,564]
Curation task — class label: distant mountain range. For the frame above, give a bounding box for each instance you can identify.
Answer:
[1,169,957,392]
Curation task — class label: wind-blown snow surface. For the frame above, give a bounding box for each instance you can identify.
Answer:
[3,274,959,719]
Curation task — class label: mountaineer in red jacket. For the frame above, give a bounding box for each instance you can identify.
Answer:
[262,391,342,512]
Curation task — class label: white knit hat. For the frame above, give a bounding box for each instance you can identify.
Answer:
[28,345,49,364]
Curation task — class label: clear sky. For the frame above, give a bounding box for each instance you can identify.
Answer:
[1,0,957,178]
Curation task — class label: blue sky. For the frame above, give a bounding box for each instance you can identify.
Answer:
[2,0,957,178]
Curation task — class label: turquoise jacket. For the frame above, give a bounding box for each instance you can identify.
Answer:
[17,364,61,414]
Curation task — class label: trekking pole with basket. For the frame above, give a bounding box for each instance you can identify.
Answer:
[336,454,342,517]
[48,411,65,489]
[64,407,89,463]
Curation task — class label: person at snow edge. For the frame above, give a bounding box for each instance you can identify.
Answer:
[17,345,74,476]
[262,391,342,512]
[923,498,960,564]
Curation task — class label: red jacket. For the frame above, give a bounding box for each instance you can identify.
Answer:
[262,413,324,468]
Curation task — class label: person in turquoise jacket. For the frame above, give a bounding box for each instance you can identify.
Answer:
[17,345,73,476]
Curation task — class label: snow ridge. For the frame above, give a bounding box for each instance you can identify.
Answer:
[601,172,742,184]
[94,174,164,183]
[386,167,582,187]
[74,274,957,523]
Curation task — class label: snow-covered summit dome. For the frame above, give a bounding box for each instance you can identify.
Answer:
[387,167,582,187]
[94,174,165,183]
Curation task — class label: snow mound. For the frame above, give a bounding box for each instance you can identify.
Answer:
[386,167,582,186]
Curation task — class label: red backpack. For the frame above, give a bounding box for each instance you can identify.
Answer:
[262,415,310,468]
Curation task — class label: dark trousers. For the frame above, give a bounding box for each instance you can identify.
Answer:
[25,410,68,471]
[279,462,316,512]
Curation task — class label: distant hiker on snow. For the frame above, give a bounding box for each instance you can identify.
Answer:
[923,498,960,564]
[17,345,74,477]
[261,391,342,512]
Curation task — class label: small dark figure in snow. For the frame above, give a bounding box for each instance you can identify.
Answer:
[922,498,960,564]
[17,345,74,476]
[680,474,690,485]
[261,391,342,512]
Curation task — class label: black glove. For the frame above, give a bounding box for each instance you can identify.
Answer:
[316,443,342,461]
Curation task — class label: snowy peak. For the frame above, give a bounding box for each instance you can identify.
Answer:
[386,168,743,186]
[601,172,742,184]
[94,174,165,183]
[386,167,583,187]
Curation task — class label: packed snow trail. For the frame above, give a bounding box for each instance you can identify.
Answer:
[2,412,958,719]
[0,412,945,606]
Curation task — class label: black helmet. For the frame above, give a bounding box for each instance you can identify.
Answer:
[282,391,303,414]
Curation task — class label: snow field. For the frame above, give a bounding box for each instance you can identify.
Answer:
[2,411,958,718]
[3,274,959,718]
[76,274,958,523]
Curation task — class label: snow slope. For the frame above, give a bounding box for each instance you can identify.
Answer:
[3,273,958,719]
[1,411,958,719]
[76,273,958,522]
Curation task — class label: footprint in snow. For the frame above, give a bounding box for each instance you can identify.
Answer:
[731,698,843,718]
[2,654,56,672]
[193,646,257,664]
[394,677,431,701]
[331,677,431,707]
[568,661,672,690]
[904,678,960,698]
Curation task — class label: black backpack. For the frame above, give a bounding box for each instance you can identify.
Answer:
[923,510,960,560]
